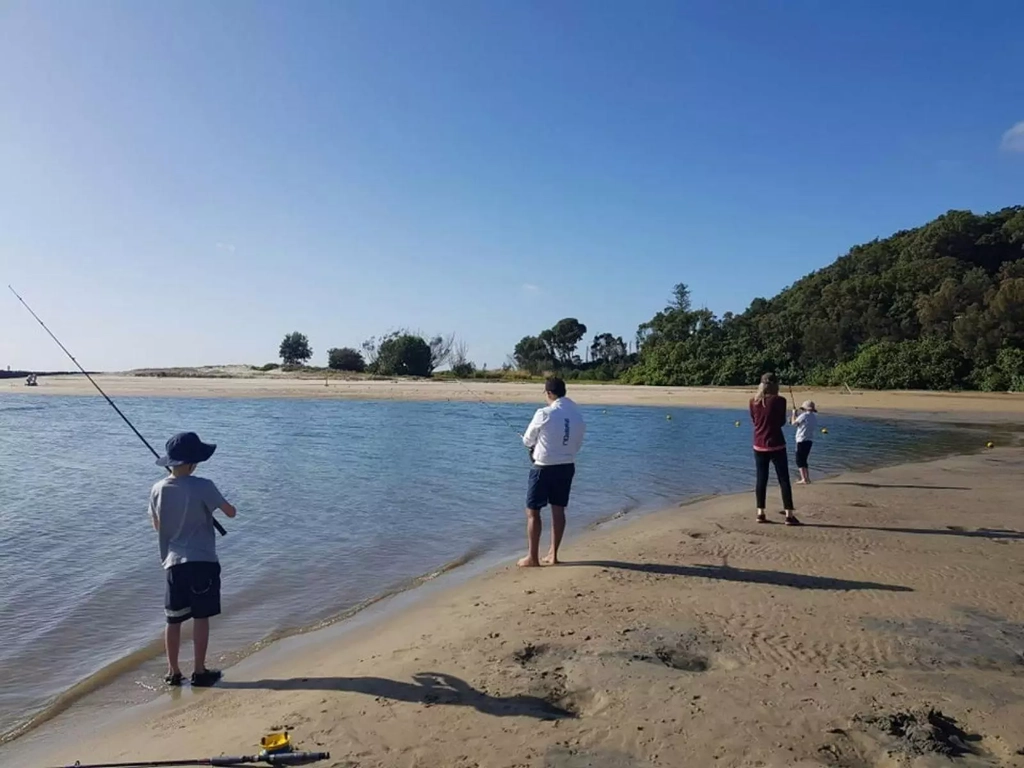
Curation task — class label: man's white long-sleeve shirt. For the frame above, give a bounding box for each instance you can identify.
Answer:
[522,396,586,466]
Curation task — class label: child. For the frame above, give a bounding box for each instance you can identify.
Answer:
[790,401,818,484]
[149,431,237,687]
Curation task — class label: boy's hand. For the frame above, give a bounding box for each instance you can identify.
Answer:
[219,501,237,519]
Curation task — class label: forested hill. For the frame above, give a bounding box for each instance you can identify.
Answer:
[626,207,1024,390]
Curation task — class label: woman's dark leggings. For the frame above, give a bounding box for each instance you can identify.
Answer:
[754,449,795,510]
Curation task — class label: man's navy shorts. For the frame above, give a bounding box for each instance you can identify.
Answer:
[165,561,221,624]
[526,463,576,510]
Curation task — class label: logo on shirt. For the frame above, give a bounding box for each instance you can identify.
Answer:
[562,418,570,446]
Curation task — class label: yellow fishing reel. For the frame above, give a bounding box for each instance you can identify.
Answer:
[260,731,293,756]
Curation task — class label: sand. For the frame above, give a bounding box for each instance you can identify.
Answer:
[9,372,1024,423]
[10,449,1024,768]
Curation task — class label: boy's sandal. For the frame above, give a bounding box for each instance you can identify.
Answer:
[164,672,184,687]
[784,515,803,526]
[191,669,223,688]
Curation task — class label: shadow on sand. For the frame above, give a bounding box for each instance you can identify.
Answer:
[219,672,574,720]
[803,523,1024,541]
[823,481,970,490]
[564,561,913,592]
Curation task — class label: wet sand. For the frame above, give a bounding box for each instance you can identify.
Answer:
[10,449,1024,768]
[10,372,1024,423]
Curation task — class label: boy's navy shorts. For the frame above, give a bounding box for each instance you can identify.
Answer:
[526,463,576,510]
[795,440,814,469]
[165,561,221,624]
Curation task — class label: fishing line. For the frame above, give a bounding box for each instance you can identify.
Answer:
[447,375,524,438]
[8,285,228,536]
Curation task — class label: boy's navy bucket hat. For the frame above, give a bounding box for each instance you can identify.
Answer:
[156,432,217,467]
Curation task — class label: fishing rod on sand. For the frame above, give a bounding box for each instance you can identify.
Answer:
[45,750,331,768]
[8,285,227,536]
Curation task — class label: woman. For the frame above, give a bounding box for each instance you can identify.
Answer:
[749,372,800,525]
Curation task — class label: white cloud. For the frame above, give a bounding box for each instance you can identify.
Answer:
[216,242,236,253]
[1000,121,1024,153]
[522,283,540,294]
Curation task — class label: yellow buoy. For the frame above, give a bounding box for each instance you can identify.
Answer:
[734,420,741,427]
[666,414,672,420]
[986,441,995,449]
[821,428,828,434]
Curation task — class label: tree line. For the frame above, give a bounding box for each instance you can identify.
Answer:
[622,207,1024,391]
[275,330,474,378]
[273,207,1024,391]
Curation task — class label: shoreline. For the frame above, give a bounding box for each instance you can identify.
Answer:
[7,373,1024,424]
[0,415,988,751]
[5,448,1024,767]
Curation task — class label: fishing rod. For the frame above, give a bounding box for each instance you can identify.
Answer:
[8,285,227,536]
[46,750,330,768]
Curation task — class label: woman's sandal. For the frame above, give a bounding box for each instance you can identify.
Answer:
[756,513,768,524]
[164,672,184,687]
[784,515,803,526]
[191,669,223,688]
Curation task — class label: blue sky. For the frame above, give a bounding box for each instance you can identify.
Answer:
[1,0,1021,371]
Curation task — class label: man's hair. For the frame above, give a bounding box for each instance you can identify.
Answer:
[545,376,567,399]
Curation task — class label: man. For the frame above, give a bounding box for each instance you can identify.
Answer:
[519,376,586,567]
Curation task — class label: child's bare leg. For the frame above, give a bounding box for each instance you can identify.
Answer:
[193,618,210,672]
[165,623,182,675]
[799,467,810,484]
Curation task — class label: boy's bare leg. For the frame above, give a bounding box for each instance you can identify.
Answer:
[518,509,542,567]
[542,506,566,565]
[193,618,210,672]
[165,623,182,676]
[798,467,810,484]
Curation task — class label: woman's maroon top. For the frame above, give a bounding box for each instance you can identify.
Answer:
[750,395,787,451]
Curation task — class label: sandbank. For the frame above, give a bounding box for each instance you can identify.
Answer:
[6,449,1024,767]
[9,372,1024,424]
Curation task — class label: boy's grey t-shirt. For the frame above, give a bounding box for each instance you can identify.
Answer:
[149,475,227,569]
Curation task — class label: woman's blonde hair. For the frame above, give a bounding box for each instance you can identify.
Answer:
[754,372,780,404]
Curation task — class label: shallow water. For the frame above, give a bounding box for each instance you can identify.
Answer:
[0,394,969,740]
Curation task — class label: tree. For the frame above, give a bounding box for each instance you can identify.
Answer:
[449,338,475,377]
[513,335,554,374]
[543,318,588,366]
[670,283,692,312]
[327,347,366,372]
[428,333,456,373]
[375,334,433,377]
[590,333,627,364]
[279,332,312,367]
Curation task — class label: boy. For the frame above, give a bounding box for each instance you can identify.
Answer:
[149,431,236,686]
[790,401,819,485]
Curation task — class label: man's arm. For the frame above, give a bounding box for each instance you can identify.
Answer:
[522,410,547,449]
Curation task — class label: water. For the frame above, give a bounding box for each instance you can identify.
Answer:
[0,394,969,741]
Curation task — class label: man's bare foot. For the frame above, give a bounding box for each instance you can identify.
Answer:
[517,556,540,568]
[541,554,559,566]
[796,479,807,485]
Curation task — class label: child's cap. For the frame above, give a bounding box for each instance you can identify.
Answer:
[156,431,217,467]
[801,400,817,412]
